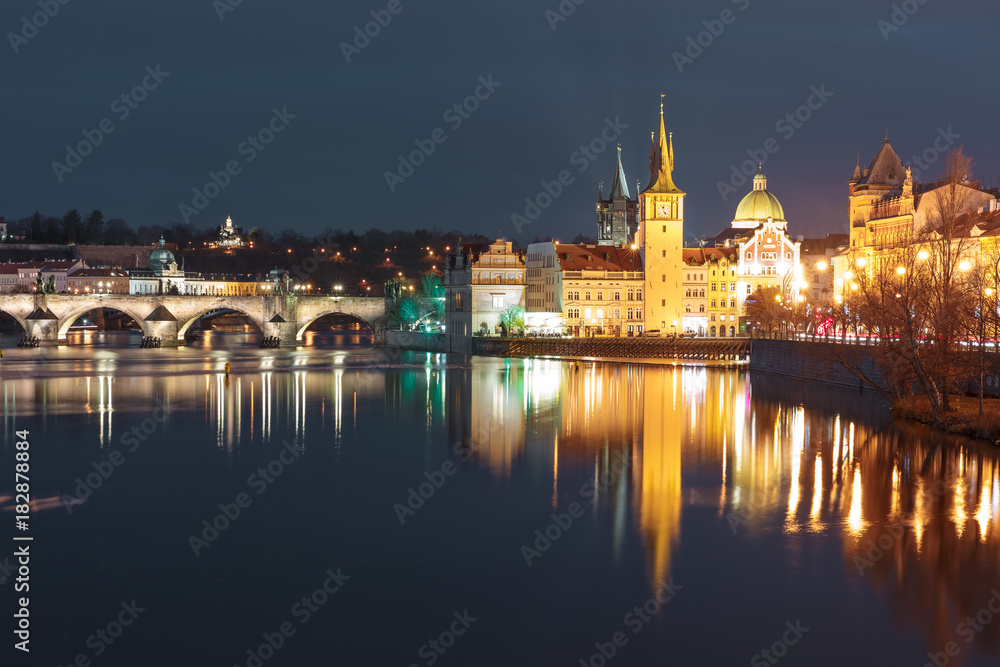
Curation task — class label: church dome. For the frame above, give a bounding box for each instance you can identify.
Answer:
[149,236,176,270]
[733,171,786,226]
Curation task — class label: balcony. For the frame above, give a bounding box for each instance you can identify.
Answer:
[471,277,524,285]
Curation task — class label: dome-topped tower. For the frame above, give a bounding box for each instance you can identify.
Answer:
[732,168,786,229]
[149,236,178,274]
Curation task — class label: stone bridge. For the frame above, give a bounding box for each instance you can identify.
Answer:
[0,294,386,347]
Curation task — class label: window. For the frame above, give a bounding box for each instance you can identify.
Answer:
[730,282,736,291]
[491,294,504,309]
[627,290,634,301]
[636,291,642,300]
[627,307,633,320]
[596,291,603,301]
[614,291,620,300]
[636,309,642,319]
[661,275,665,282]
[746,285,752,295]
[699,304,705,313]
[698,289,705,298]
[710,283,717,291]
[711,299,717,308]
[455,293,464,311]
[662,250,666,257]
[585,291,591,300]
[661,299,665,306]
[746,252,752,260]
[685,289,691,297]
[685,304,691,313]
[730,298,736,309]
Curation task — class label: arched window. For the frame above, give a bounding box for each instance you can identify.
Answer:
[585,291,591,301]
[636,308,642,319]
[614,291,620,300]
[746,252,752,260]
[636,290,642,301]
[627,307,633,319]
[685,289,691,297]
[699,289,705,298]
[710,299,716,308]
[596,291,603,301]
[710,326,717,337]
[730,298,736,309]
[730,326,736,337]
[685,304,691,313]
[699,304,705,313]
[627,290,634,301]
[719,326,726,337]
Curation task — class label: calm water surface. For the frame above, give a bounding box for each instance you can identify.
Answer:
[2,332,1000,666]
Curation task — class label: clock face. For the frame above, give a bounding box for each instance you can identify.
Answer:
[656,202,671,218]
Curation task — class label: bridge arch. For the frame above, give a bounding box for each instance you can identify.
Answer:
[57,304,148,341]
[177,307,265,340]
[295,310,375,342]
[0,309,27,334]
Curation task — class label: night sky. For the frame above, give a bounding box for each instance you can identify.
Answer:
[3,0,997,243]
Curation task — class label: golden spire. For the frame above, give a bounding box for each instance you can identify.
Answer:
[645,95,683,194]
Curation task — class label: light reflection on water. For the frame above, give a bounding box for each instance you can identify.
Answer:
[4,340,1000,663]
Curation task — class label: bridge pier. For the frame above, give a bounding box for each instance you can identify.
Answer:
[25,307,60,346]
[145,320,181,347]
[263,318,297,347]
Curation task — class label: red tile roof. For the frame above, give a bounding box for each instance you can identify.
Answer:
[554,244,643,272]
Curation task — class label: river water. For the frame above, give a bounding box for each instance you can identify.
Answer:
[2,331,999,666]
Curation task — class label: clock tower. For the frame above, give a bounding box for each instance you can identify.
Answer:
[638,97,685,334]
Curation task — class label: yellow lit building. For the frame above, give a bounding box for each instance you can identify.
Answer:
[638,99,685,336]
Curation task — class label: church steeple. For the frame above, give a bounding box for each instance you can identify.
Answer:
[608,145,630,200]
[644,96,683,194]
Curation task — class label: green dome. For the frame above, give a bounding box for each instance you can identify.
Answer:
[733,172,786,223]
[149,236,175,270]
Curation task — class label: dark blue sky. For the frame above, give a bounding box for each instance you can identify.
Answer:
[3,0,996,243]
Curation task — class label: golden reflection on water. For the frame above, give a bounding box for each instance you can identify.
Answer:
[6,351,1000,657]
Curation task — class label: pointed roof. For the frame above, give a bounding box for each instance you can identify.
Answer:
[596,182,604,202]
[858,138,905,186]
[643,97,684,195]
[850,154,862,182]
[608,145,630,200]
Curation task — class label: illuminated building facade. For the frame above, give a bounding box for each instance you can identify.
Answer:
[596,146,639,247]
[638,99,685,335]
[445,239,525,337]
